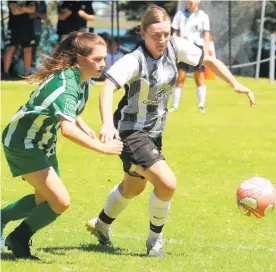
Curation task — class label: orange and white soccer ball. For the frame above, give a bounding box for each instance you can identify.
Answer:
[236,177,276,218]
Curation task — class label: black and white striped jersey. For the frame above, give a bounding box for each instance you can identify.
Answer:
[105,36,204,138]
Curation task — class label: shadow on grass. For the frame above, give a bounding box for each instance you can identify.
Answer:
[1,252,17,261]
[1,251,53,263]
[38,243,148,257]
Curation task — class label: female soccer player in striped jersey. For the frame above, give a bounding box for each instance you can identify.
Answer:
[1,32,123,260]
[87,5,255,258]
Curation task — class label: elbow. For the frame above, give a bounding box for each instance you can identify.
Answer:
[60,121,73,138]
[58,15,65,20]
[11,10,20,15]
[61,126,69,138]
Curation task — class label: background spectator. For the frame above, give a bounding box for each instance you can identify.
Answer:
[57,1,95,42]
[105,38,124,71]
[30,1,48,68]
[3,1,36,78]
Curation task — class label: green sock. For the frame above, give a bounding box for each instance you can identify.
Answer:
[1,194,36,226]
[24,201,60,233]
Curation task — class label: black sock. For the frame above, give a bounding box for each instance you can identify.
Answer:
[150,222,164,234]
[99,209,115,224]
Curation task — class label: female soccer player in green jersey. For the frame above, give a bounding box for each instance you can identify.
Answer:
[1,31,123,260]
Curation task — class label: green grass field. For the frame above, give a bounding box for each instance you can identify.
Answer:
[1,78,276,272]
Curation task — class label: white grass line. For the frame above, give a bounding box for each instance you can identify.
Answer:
[112,234,276,253]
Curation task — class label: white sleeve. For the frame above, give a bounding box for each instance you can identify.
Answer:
[171,11,181,30]
[173,36,204,66]
[104,54,140,89]
[203,14,210,32]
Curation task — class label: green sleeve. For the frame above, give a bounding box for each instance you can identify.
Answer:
[51,69,81,122]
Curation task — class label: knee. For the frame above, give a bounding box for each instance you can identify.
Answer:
[164,178,177,193]
[158,176,177,195]
[53,196,71,214]
[131,184,147,197]
[176,77,185,87]
[195,75,205,87]
[196,81,205,87]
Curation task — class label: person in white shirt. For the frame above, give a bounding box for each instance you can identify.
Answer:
[169,0,210,113]
[105,39,124,71]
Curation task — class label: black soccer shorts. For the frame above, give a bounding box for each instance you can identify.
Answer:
[5,27,36,48]
[177,62,205,73]
[177,44,205,73]
[119,130,165,179]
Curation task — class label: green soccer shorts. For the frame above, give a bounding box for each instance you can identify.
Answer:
[3,145,60,177]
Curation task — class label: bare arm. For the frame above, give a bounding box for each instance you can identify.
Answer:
[23,4,36,14]
[78,10,96,21]
[100,79,117,126]
[99,79,120,142]
[76,116,96,138]
[203,55,255,106]
[30,11,48,21]
[9,3,35,15]
[36,12,47,20]
[203,55,237,87]
[9,3,25,15]
[60,117,122,155]
[58,8,72,20]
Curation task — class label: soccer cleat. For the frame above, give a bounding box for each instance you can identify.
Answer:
[168,106,178,113]
[198,106,206,114]
[5,232,39,260]
[1,224,5,250]
[146,236,166,258]
[86,217,112,246]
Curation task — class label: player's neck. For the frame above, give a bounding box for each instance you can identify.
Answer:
[188,7,199,14]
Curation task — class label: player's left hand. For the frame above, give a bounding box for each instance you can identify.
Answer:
[233,82,255,107]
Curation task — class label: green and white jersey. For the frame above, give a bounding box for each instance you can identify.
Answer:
[2,67,92,157]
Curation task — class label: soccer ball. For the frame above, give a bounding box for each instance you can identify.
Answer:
[236,177,276,218]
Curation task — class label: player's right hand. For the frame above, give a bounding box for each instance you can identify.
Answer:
[100,124,121,143]
[101,139,123,155]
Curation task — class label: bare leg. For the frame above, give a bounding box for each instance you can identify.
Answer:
[4,46,16,74]
[23,167,70,214]
[135,160,176,257]
[86,173,147,246]
[23,47,32,75]
[5,167,70,259]
[136,160,176,201]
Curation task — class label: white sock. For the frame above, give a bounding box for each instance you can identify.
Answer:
[103,184,131,220]
[149,192,172,238]
[149,229,163,239]
[172,87,183,109]
[197,85,207,108]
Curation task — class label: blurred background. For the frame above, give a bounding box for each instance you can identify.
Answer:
[0,0,275,80]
